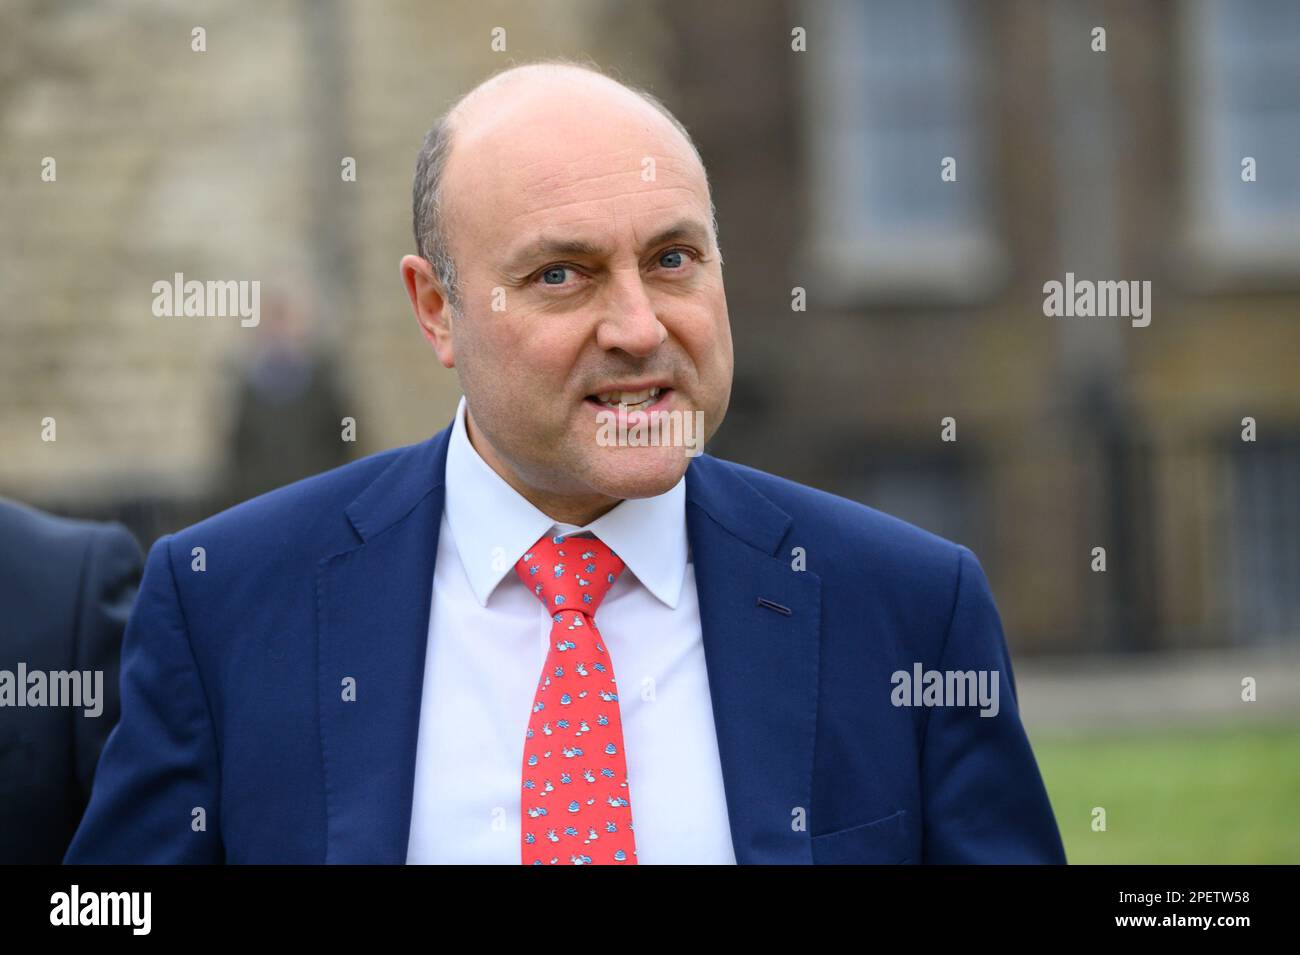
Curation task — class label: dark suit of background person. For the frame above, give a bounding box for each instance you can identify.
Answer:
[0,498,143,864]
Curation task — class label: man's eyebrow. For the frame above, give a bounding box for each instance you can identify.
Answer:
[642,219,711,250]
[500,218,711,273]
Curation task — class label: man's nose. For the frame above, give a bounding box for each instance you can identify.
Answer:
[594,270,666,357]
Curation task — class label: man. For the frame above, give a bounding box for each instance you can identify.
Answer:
[66,60,1065,864]
[0,499,142,863]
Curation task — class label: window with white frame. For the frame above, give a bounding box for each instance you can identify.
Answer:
[1183,0,1300,282]
[801,0,1005,302]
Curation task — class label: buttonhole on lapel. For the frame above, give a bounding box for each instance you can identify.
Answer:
[756,597,792,616]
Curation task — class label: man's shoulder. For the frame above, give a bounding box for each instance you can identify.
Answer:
[1,496,119,549]
[0,498,141,576]
[698,454,969,581]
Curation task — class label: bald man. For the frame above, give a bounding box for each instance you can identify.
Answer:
[66,61,1065,865]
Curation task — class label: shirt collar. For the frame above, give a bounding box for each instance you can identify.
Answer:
[443,395,688,610]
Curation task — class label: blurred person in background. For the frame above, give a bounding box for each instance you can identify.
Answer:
[224,288,351,508]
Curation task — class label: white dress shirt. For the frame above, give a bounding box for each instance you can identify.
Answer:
[405,396,736,864]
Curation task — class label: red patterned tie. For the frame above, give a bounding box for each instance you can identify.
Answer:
[514,532,637,865]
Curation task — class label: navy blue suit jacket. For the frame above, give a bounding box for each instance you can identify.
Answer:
[65,420,1066,864]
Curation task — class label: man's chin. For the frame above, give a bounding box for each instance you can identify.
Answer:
[582,445,691,500]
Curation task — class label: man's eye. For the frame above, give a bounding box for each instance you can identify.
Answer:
[540,265,572,285]
[658,248,695,270]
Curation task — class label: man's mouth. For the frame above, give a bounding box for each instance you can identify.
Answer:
[583,386,671,412]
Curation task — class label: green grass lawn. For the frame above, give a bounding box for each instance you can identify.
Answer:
[1029,721,1300,864]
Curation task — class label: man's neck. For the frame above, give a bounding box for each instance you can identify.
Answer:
[464,408,621,527]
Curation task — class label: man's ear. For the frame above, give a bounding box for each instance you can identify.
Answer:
[400,254,455,369]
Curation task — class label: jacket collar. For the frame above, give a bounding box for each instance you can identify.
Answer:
[440,396,688,610]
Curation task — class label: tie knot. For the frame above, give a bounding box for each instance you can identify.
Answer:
[514,532,625,620]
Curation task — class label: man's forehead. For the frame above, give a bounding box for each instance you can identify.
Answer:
[442,71,708,242]
[457,147,708,259]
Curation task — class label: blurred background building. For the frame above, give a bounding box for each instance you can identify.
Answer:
[1,0,1297,859]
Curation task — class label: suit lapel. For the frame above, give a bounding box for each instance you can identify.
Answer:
[317,426,451,863]
[686,456,822,864]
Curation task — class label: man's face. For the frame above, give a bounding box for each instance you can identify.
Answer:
[430,76,733,508]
